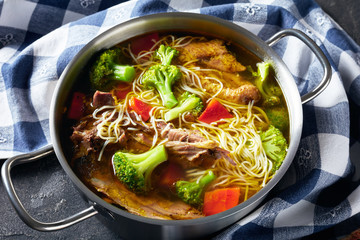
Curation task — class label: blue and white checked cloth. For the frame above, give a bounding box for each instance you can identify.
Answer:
[1,0,360,239]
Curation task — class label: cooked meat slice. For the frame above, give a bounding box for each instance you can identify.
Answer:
[157,122,207,143]
[131,133,153,147]
[167,128,206,143]
[165,141,226,169]
[178,39,246,72]
[156,121,174,138]
[91,173,203,220]
[70,118,103,159]
[92,91,115,108]
[70,116,126,159]
[155,122,234,167]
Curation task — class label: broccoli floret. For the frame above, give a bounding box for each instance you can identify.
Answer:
[90,48,136,91]
[164,92,203,122]
[265,106,289,132]
[155,44,179,66]
[142,64,181,108]
[175,170,216,207]
[112,145,168,194]
[260,125,288,172]
[251,62,282,107]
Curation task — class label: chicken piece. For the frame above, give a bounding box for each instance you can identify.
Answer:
[178,39,261,105]
[178,39,246,72]
[179,39,228,59]
[200,76,261,105]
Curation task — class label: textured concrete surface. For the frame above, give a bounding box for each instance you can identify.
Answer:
[316,0,360,45]
[0,154,120,239]
[0,1,359,240]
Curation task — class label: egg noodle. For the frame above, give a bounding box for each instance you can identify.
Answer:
[92,35,273,200]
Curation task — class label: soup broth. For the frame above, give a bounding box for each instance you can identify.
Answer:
[67,32,289,219]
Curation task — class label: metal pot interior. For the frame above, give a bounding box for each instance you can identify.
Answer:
[49,12,303,235]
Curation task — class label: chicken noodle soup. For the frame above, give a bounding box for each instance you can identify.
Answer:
[68,33,289,219]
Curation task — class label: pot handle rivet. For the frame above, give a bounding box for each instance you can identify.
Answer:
[266,29,332,104]
[1,145,98,231]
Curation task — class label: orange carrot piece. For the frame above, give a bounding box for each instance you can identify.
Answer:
[198,99,233,124]
[131,33,159,55]
[158,162,185,190]
[129,97,152,121]
[203,187,241,216]
[113,82,132,100]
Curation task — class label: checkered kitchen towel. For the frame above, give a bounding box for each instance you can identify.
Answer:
[1,0,360,239]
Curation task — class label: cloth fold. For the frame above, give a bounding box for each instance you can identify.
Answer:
[1,0,360,239]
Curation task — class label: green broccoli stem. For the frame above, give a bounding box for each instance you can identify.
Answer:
[111,64,136,82]
[134,145,167,173]
[175,170,216,206]
[198,170,216,187]
[113,145,168,193]
[257,62,270,81]
[154,69,178,108]
[164,94,201,122]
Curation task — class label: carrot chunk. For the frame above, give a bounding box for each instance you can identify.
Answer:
[131,33,159,55]
[203,187,241,216]
[113,82,132,100]
[67,92,86,120]
[158,162,185,189]
[129,97,152,121]
[198,99,233,124]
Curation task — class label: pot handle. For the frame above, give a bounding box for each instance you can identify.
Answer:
[1,145,98,231]
[265,29,332,104]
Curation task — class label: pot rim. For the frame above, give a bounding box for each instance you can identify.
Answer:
[50,12,303,226]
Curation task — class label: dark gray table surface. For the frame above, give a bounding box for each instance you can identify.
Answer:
[1,1,359,239]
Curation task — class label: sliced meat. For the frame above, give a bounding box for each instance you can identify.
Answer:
[157,122,206,143]
[156,121,174,138]
[155,123,234,168]
[90,173,203,220]
[70,116,126,159]
[165,141,227,169]
[131,133,153,147]
[167,128,206,143]
[92,91,115,108]
[70,117,103,159]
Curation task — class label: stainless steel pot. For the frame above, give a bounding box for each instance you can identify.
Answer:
[1,12,331,240]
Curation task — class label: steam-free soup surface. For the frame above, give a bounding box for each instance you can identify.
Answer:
[68,33,289,219]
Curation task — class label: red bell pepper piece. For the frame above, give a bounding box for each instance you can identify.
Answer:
[198,99,233,124]
[67,92,86,120]
[129,97,152,121]
[113,82,132,100]
[158,162,185,189]
[203,187,241,216]
[131,33,160,55]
